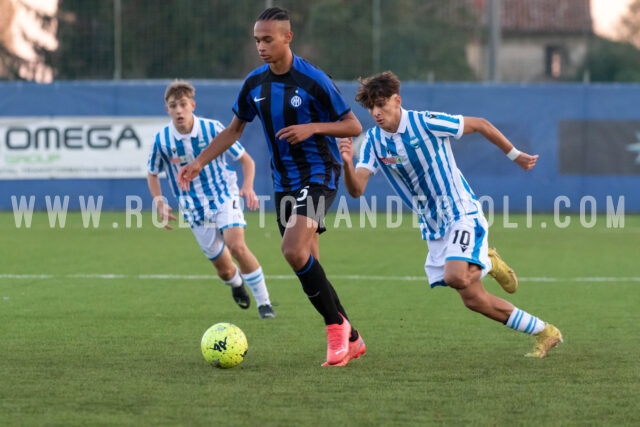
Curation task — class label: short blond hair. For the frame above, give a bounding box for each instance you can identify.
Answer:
[164,80,195,102]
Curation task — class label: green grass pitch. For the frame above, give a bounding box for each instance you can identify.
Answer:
[1,211,639,426]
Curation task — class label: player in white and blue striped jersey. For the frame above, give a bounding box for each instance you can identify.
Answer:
[147,80,275,319]
[340,71,562,358]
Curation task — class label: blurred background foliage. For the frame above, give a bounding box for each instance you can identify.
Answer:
[3,0,640,82]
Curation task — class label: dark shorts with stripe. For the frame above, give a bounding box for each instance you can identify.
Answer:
[274,184,337,237]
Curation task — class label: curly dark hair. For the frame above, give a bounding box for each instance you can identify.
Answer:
[355,71,401,110]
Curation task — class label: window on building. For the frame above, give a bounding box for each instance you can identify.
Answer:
[545,46,564,78]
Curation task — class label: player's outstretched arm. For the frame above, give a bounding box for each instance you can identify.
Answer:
[237,151,259,211]
[178,117,248,190]
[463,116,539,171]
[276,111,362,144]
[339,137,371,197]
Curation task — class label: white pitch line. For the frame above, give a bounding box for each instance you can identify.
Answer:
[0,274,54,279]
[1,274,640,282]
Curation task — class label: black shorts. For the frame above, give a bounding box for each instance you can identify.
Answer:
[274,184,337,236]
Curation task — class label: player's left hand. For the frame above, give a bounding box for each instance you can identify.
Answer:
[240,187,259,210]
[156,201,177,230]
[514,152,539,171]
[276,124,314,145]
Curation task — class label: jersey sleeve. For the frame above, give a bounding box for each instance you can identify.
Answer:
[295,57,352,122]
[313,73,351,122]
[324,79,351,122]
[355,134,380,175]
[226,141,246,161]
[147,133,165,175]
[232,77,257,123]
[422,111,464,140]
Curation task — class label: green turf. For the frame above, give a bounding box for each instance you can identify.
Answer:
[1,212,639,426]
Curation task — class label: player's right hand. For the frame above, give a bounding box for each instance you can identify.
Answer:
[178,162,202,191]
[338,137,354,163]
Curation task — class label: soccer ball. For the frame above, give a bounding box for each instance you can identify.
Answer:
[200,322,248,368]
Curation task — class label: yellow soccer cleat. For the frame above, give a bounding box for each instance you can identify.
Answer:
[525,324,563,358]
[488,247,518,293]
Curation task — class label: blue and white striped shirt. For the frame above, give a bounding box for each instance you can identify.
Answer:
[356,108,481,240]
[147,116,245,227]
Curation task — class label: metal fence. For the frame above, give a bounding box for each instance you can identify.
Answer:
[2,0,486,82]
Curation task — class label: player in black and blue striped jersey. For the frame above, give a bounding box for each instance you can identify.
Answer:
[179,7,365,366]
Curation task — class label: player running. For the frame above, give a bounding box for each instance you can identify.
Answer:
[340,71,562,358]
[177,7,365,366]
[147,80,275,319]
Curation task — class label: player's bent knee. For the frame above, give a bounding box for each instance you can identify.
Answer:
[212,262,236,281]
[281,246,308,270]
[217,270,235,282]
[443,272,471,289]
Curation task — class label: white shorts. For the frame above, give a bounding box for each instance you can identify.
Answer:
[191,196,246,260]
[424,215,491,288]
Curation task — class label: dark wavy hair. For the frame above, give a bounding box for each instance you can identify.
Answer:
[355,71,401,110]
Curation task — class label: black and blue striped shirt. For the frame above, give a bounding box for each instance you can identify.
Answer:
[233,54,351,192]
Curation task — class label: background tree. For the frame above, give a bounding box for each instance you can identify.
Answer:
[575,1,640,83]
[55,0,114,79]
[52,0,478,81]
[301,0,477,80]
[578,36,640,82]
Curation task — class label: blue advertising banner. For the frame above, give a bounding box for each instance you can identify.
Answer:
[1,81,639,213]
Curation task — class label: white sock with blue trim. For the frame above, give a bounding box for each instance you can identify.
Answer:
[241,267,271,307]
[506,308,546,335]
[223,266,243,288]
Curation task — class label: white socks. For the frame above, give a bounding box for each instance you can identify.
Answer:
[241,267,271,307]
[223,267,243,288]
[506,307,546,335]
